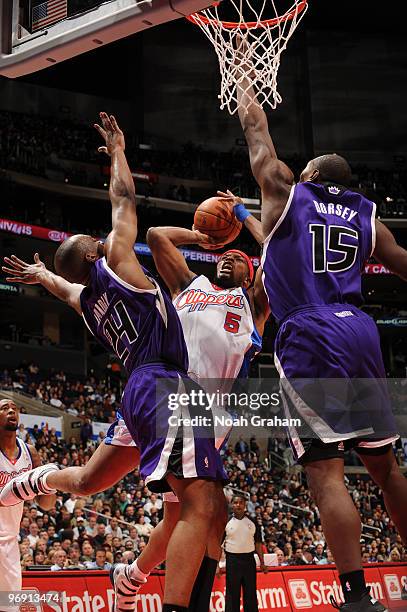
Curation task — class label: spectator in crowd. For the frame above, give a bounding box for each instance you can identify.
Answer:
[144,493,163,515]
[389,548,401,562]
[64,493,78,514]
[122,550,135,564]
[106,517,123,539]
[66,546,86,570]
[27,522,40,550]
[21,554,34,570]
[85,548,112,570]
[50,550,67,571]
[290,547,308,566]
[235,435,249,454]
[275,548,288,566]
[80,418,93,445]
[93,522,107,547]
[81,541,95,563]
[33,550,46,566]
[134,515,154,539]
[313,543,327,564]
[17,422,28,441]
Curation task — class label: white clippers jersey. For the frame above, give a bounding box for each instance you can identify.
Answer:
[173,275,262,394]
[0,438,32,539]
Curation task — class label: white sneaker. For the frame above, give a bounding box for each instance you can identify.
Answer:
[0,463,58,506]
[110,563,146,611]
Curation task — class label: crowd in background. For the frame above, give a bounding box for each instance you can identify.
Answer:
[1,110,407,214]
[1,363,406,571]
[0,364,122,425]
[14,422,407,572]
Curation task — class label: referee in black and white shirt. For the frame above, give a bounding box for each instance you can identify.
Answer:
[223,495,267,612]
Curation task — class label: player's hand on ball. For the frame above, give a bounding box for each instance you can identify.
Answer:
[2,253,46,284]
[94,112,125,156]
[192,227,225,251]
[217,188,242,201]
[217,189,243,207]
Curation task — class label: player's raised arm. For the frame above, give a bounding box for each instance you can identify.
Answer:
[248,266,271,335]
[147,226,216,296]
[94,112,153,291]
[217,190,263,245]
[2,253,83,315]
[373,220,407,281]
[236,38,294,237]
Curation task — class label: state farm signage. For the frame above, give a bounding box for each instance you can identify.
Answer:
[22,564,406,612]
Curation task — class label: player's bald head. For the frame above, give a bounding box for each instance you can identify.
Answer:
[300,154,352,187]
[54,235,104,284]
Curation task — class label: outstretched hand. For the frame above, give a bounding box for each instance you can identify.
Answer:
[2,253,46,284]
[94,112,125,156]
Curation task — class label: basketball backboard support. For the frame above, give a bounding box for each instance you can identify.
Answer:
[0,0,211,78]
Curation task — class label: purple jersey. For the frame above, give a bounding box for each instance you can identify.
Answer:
[80,257,188,374]
[261,182,376,322]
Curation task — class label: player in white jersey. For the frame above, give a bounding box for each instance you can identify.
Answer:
[0,399,56,609]
[1,193,269,611]
[147,196,270,395]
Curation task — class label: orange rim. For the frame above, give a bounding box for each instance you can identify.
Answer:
[186,0,307,30]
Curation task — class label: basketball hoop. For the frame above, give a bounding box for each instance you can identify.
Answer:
[187,0,308,115]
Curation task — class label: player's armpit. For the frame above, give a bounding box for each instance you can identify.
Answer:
[373,220,407,281]
[147,227,196,297]
[104,232,155,291]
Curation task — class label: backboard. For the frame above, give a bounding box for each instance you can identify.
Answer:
[0,0,211,78]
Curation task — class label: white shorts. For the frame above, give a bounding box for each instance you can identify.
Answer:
[106,412,181,501]
[104,413,137,447]
[0,537,22,612]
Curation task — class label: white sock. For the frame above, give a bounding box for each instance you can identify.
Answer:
[129,559,149,583]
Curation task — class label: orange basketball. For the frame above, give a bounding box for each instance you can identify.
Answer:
[194,197,242,245]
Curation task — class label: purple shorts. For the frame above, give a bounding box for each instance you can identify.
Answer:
[121,362,227,493]
[274,305,399,462]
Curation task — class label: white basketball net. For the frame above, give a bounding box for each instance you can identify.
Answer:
[187,0,308,115]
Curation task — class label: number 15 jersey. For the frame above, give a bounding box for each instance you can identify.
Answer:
[261,182,376,323]
[173,275,262,394]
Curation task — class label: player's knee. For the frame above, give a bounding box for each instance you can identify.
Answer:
[370,461,399,491]
[305,468,331,505]
[184,480,219,521]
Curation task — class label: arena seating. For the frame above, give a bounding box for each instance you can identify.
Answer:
[2,365,405,571]
[1,110,406,214]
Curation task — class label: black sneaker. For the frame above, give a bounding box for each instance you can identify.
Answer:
[330,591,387,611]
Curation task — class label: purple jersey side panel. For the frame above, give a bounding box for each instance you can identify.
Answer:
[80,258,188,374]
[261,183,376,322]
